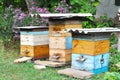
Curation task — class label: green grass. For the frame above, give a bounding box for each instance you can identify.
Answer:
[0,46,119,80]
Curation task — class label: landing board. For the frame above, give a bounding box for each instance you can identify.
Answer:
[58,68,93,79]
[34,61,67,67]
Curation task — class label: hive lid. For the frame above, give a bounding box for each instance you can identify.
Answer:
[14,26,48,31]
[64,28,120,34]
[31,13,92,19]
[16,26,48,29]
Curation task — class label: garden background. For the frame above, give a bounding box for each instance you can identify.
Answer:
[0,0,120,80]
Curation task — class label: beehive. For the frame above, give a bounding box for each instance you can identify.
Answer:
[20,31,49,59]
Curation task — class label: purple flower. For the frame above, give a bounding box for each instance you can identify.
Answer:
[18,13,26,20]
[64,0,66,2]
[15,9,21,13]
[69,6,72,9]
[8,5,13,9]
[20,13,26,17]
[4,14,8,19]
[36,8,42,13]
[30,6,35,11]
[32,2,35,5]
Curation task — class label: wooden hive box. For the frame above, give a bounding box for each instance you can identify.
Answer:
[72,39,110,56]
[21,45,49,59]
[49,18,82,34]
[71,53,110,74]
[49,49,72,63]
[49,35,72,49]
[20,32,49,46]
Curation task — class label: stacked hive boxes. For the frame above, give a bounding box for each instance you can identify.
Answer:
[49,18,82,63]
[71,32,110,74]
[20,30,49,59]
[49,32,72,63]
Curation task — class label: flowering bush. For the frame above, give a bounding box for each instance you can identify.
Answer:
[54,0,72,13]
[13,2,50,27]
[0,5,16,49]
[0,0,72,49]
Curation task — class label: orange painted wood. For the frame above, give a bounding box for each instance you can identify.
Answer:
[49,20,82,34]
[72,40,110,56]
[49,24,82,34]
[49,49,72,63]
[20,45,49,59]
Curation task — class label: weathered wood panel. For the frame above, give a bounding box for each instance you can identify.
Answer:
[49,37,72,49]
[72,39,110,55]
[14,57,32,63]
[58,68,93,79]
[49,32,71,37]
[71,53,109,74]
[34,61,66,67]
[21,34,49,46]
[49,49,72,63]
[20,45,49,59]
[49,20,82,34]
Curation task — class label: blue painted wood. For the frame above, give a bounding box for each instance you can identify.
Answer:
[71,53,110,74]
[66,37,72,49]
[90,66,108,74]
[20,31,49,35]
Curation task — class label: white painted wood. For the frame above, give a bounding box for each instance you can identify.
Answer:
[21,35,49,46]
[49,37,66,49]
[31,13,93,18]
[64,28,120,34]
[118,38,120,44]
[15,26,48,29]
[118,38,120,51]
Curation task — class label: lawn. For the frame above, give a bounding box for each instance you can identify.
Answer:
[0,43,119,80]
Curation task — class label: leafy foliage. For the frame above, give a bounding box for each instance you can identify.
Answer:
[0,5,15,49]
[103,72,120,80]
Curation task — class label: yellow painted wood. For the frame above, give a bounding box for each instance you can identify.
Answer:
[72,40,110,56]
[49,49,72,63]
[20,45,49,59]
